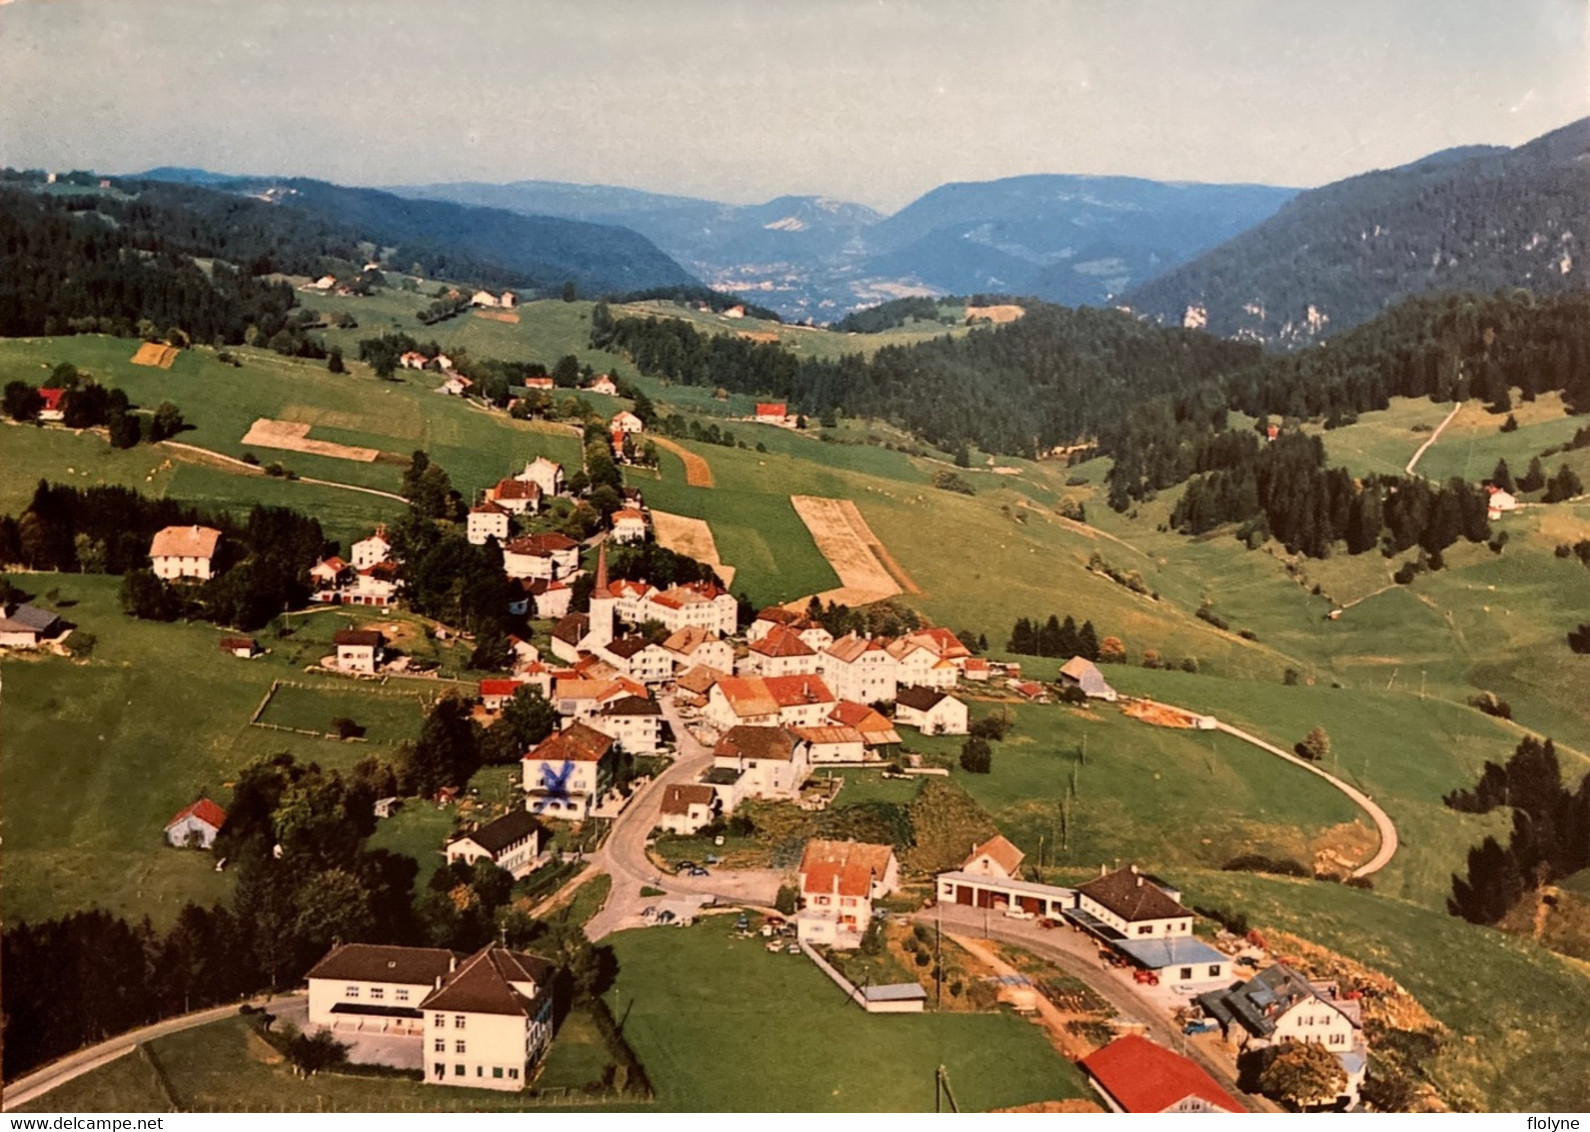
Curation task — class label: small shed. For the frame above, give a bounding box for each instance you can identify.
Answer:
[166,798,227,849]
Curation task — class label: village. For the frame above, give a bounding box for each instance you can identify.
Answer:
[0,418,1371,1114]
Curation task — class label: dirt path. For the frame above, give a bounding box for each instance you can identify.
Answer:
[789,495,906,607]
[650,435,714,487]
[1405,402,1463,476]
[946,932,1096,1060]
[159,440,410,503]
[651,509,736,587]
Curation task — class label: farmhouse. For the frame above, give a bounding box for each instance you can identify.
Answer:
[149,525,222,581]
[886,637,958,690]
[819,633,899,705]
[444,810,548,879]
[37,387,66,422]
[828,700,903,754]
[1487,485,1518,521]
[755,402,788,424]
[658,783,719,835]
[596,636,674,685]
[1082,1035,1244,1114]
[610,410,644,434]
[441,375,471,396]
[310,556,350,588]
[587,375,618,396]
[0,604,61,649]
[503,533,581,581]
[516,457,565,498]
[1067,866,1232,987]
[522,721,616,818]
[486,477,542,515]
[608,508,647,545]
[1197,964,1366,1106]
[797,840,899,948]
[333,628,386,674]
[661,625,734,674]
[165,798,226,849]
[479,678,524,712]
[712,725,807,801]
[587,694,665,754]
[220,636,260,659]
[674,664,729,710]
[400,351,430,370]
[741,624,821,677]
[1059,656,1118,701]
[467,501,511,546]
[893,686,968,735]
[960,834,1025,879]
[419,945,557,1091]
[351,527,393,570]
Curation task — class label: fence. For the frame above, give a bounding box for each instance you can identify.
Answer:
[248,678,429,746]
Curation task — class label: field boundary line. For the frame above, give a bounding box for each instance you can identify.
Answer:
[159,440,409,502]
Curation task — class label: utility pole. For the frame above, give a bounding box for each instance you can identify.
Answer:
[935,917,943,1009]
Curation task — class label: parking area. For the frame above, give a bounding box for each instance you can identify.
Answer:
[271,997,424,1070]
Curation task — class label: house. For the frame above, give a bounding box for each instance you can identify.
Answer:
[1069,866,1232,986]
[0,604,61,648]
[37,387,66,422]
[723,305,746,319]
[444,810,548,879]
[741,624,820,677]
[520,376,555,392]
[434,354,454,372]
[500,291,517,309]
[819,633,899,705]
[791,725,866,764]
[674,664,728,710]
[502,533,581,581]
[306,943,460,1034]
[961,657,991,682]
[1487,485,1518,520]
[796,840,899,948]
[610,410,644,434]
[597,636,674,685]
[165,798,227,848]
[602,576,656,624]
[467,501,511,546]
[587,695,664,754]
[334,628,385,674]
[712,725,807,801]
[522,721,616,818]
[1197,963,1366,1106]
[508,578,570,620]
[400,351,430,370]
[747,605,803,643]
[471,290,502,308]
[641,582,738,637]
[550,677,642,720]
[549,614,589,664]
[1059,656,1117,701]
[658,783,719,835]
[661,626,734,674]
[516,457,565,498]
[149,525,222,581]
[220,636,260,659]
[1081,1035,1244,1114]
[960,834,1025,879]
[588,375,618,396]
[351,527,394,570]
[486,478,543,516]
[885,636,958,690]
[479,678,525,712]
[348,562,401,607]
[609,508,647,545]
[893,686,968,735]
[309,556,351,589]
[1010,680,1049,702]
[441,375,471,397]
[420,945,557,1091]
[827,700,903,754]
[705,674,836,731]
[904,627,972,668]
[755,402,787,424]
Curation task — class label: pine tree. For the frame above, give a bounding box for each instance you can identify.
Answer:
[1491,458,1516,493]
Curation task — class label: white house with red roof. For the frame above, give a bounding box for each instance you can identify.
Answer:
[1081,1035,1244,1113]
[610,410,644,434]
[165,798,227,848]
[706,674,837,731]
[640,581,737,636]
[351,526,393,570]
[587,374,618,396]
[790,724,866,764]
[37,387,66,422]
[796,840,899,948]
[516,457,565,498]
[740,624,821,677]
[522,721,617,818]
[467,501,511,546]
[960,834,1026,879]
[661,625,733,674]
[478,678,524,712]
[885,636,958,690]
[486,477,542,515]
[819,632,900,704]
[608,508,647,545]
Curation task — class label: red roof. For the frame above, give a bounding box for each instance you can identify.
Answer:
[756,402,787,416]
[479,679,521,698]
[1081,1035,1243,1113]
[167,798,227,832]
[38,387,66,411]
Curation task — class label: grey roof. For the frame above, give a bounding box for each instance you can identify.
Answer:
[1059,656,1115,696]
[452,810,544,855]
[306,943,461,986]
[1199,963,1360,1039]
[862,983,927,1002]
[1113,936,1229,971]
[0,604,59,633]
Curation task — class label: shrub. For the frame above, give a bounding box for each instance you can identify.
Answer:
[959,736,993,774]
[1180,657,1199,674]
[1223,854,1310,878]
[774,884,799,915]
[969,714,1013,741]
[1569,624,1590,655]
[1295,725,1330,762]
[1466,692,1512,720]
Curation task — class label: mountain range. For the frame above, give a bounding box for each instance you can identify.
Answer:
[1122,118,1590,343]
[392,175,1298,321]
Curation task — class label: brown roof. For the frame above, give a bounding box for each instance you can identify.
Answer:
[895,685,949,712]
[791,725,865,746]
[965,834,1026,876]
[660,783,716,815]
[419,945,556,1016]
[663,625,717,655]
[492,478,542,501]
[505,532,579,556]
[755,606,802,626]
[551,613,589,645]
[676,664,727,695]
[306,942,461,986]
[526,721,614,763]
[714,725,797,763]
[1078,867,1192,923]
[605,636,660,660]
[715,676,781,718]
[823,633,885,664]
[599,694,661,718]
[750,624,816,658]
[334,629,385,648]
[149,525,222,560]
[470,501,509,515]
[450,810,545,856]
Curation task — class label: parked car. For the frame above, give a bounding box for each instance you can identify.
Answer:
[640,905,658,922]
[686,866,709,877]
[1037,916,1059,930]
[1004,908,1036,920]
[705,854,721,865]
[1132,969,1160,986]
[674,860,698,874]
[1183,1019,1219,1035]
[786,942,801,954]
[656,910,677,925]
[1235,955,1259,968]
[735,914,750,932]
[765,940,785,953]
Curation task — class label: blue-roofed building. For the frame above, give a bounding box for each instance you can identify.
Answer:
[1112,936,1233,988]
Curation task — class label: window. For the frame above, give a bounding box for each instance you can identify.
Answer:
[1209,965,1222,977]
[396,988,410,1002]
[346,985,360,998]
[455,1015,466,1029]
[433,1039,444,1053]
[370,987,384,1000]
[454,1065,464,1077]
[1136,925,1152,936]
[1180,967,1193,980]
[434,1063,444,1080]
[493,1067,504,1079]
[456,1040,467,1054]
[509,1068,519,1080]
[477,1066,483,1077]
[434,1014,445,1028]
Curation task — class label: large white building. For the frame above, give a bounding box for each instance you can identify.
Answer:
[797,840,899,948]
[503,533,581,581]
[148,525,222,581]
[711,725,808,802]
[640,582,738,637]
[467,502,511,546]
[350,527,393,571]
[819,634,899,705]
[421,946,557,1091]
[516,457,565,498]
[522,721,616,819]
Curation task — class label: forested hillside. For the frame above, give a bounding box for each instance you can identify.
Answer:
[1125,118,1590,343]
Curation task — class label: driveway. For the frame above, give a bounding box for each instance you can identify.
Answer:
[272,997,422,1070]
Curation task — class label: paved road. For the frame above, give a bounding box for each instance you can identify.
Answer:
[583,695,783,940]
[2,992,302,1112]
[919,906,1277,1114]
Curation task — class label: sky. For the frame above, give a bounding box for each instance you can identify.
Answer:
[0,0,1585,212]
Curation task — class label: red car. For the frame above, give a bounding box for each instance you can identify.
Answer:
[1133,969,1160,986]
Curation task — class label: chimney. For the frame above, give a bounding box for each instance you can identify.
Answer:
[1136,874,1144,887]
[1100,864,1107,877]
[449,955,457,973]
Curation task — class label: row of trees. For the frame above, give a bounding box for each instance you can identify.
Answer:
[4,366,183,447]
[1007,614,1103,660]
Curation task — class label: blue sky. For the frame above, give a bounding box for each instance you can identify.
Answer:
[0,0,1585,211]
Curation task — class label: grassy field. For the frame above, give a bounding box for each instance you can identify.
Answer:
[257,681,426,745]
[1179,871,1590,1111]
[603,921,1088,1112]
